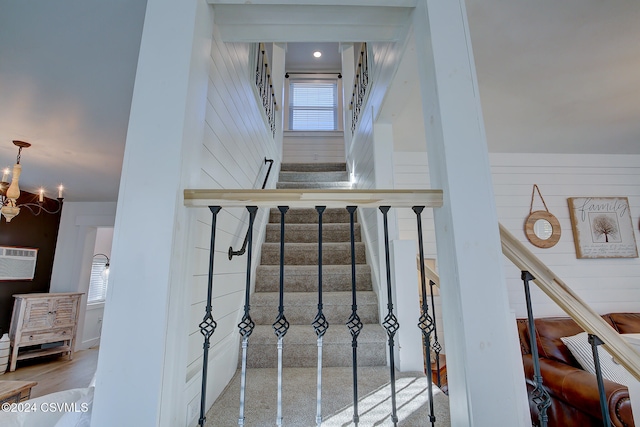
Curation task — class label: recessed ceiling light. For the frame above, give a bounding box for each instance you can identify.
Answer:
[313,51,322,58]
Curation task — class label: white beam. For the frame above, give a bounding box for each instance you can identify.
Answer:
[412,0,529,425]
[183,189,442,208]
[213,5,412,42]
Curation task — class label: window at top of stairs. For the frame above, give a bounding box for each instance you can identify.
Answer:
[287,77,340,131]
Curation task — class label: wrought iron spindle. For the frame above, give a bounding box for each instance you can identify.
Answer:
[346,206,362,426]
[312,206,329,426]
[273,206,290,427]
[255,46,262,88]
[198,206,221,427]
[428,277,442,387]
[379,206,399,425]
[238,206,258,426]
[588,334,612,427]
[413,206,436,426]
[521,271,551,427]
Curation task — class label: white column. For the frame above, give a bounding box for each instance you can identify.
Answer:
[412,1,529,425]
[91,0,212,426]
[391,239,424,372]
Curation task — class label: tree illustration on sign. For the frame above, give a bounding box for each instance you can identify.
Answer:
[592,214,619,243]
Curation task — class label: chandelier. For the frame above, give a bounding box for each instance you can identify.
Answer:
[0,140,64,223]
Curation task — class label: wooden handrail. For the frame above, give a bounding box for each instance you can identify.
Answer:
[183,189,443,209]
[499,223,640,382]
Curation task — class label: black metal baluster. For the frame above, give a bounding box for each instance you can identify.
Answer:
[521,271,551,427]
[313,206,329,426]
[198,206,222,427]
[379,206,399,425]
[428,278,442,388]
[273,206,290,426]
[413,206,436,426]
[238,206,258,426]
[255,46,261,87]
[588,334,612,427]
[346,206,362,426]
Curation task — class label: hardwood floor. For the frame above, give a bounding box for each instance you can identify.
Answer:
[0,347,99,398]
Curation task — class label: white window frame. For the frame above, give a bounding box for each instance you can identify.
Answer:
[88,255,109,304]
[284,74,343,132]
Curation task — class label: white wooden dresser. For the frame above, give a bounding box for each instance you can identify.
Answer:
[8,292,83,372]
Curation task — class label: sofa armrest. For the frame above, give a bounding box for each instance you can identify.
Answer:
[523,355,633,427]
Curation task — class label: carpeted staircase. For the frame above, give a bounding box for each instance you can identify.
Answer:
[248,166,387,368]
[206,163,450,426]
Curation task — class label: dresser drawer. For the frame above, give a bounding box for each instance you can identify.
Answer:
[22,328,73,345]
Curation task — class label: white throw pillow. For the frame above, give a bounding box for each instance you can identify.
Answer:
[560,331,635,387]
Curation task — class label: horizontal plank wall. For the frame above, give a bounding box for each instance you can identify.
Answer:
[492,153,640,317]
[282,131,345,163]
[185,28,280,425]
[393,151,640,321]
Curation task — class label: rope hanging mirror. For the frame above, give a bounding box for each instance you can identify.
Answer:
[524,184,561,248]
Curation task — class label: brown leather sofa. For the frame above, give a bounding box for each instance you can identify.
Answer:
[517,313,639,426]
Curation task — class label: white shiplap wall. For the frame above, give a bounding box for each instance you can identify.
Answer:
[282,131,345,163]
[394,151,640,324]
[492,153,640,317]
[185,34,280,417]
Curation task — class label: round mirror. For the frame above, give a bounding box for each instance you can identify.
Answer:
[533,218,553,240]
[525,211,561,248]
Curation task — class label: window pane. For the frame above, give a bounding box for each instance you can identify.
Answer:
[88,259,108,303]
[289,80,337,131]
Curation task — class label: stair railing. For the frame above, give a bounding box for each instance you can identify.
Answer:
[349,43,369,135]
[416,252,444,390]
[186,188,443,427]
[255,43,277,137]
[228,158,274,260]
[500,223,640,426]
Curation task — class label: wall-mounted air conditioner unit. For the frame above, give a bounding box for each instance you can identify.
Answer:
[0,246,38,280]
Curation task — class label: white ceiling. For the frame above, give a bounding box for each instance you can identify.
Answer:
[0,1,638,202]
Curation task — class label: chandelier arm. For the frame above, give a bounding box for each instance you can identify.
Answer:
[18,199,63,216]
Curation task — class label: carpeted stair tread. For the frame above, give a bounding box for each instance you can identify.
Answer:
[245,324,387,368]
[278,170,349,183]
[251,291,379,325]
[276,181,352,189]
[269,207,353,224]
[280,162,347,172]
[265,223,360,243]
[255,265,372,293]
[260,242,366,265]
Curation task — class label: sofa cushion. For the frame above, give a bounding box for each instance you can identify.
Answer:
[517,318,531,355]
[534,317,584,366]
[532,316,617,367]
[608,313,640,334]
[561,331,635,387]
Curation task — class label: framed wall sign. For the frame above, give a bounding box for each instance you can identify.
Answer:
[568,197,638,259]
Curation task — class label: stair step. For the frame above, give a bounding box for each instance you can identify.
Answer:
[277,170,349,183]
[276,181,352,189]
[255,265,372,293]
[261,242,366,265]
[245,324,387,368]
[269,208,353,224]
[265,223,361,243]
[280,162,346,172]
[251,291,379,325]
